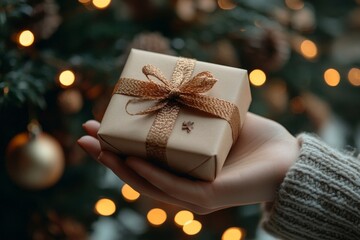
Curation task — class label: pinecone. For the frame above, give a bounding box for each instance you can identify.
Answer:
[128,32,174,54]
[211,39,240,67]
[117,32,174,68]
[233,26,290,72]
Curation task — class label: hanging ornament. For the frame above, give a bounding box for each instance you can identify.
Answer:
[57,89,83,114]
[262,80,289,115]
[175,0,196,22]
[6,121,65,190]
[291,7,316,33]
[272,8,291,26]
[31,0,62,39]
[197,0,217,13]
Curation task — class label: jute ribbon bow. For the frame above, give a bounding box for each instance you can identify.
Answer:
[113,57,240,163]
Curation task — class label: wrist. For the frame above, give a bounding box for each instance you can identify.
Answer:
[275,134,300,186]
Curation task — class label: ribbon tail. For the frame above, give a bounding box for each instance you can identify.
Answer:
[178,95,240,142]
[146,103,181,163]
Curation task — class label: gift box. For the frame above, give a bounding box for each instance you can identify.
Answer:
[98,49,251,181]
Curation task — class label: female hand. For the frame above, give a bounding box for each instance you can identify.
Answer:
[78,113,299,214]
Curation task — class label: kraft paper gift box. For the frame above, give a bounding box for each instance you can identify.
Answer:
[98,49,251,181]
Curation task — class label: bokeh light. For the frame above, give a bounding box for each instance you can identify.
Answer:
[285,0,304,10]
[324,68,340,87]
[198,0,217,12]
[218,0,236,10]
[174,210,194,226]
[18,30,35,47]
[348,68,360,86]
[79,0,91,3]
[95,198,116,216]
[3,86,9,95]
[222,227,243,240]
[300,40,317,59]
[92,0,111,9]
[147,208,167,226]
[59,70,75,87]
[183,220,202,235]
[121,184,140,202]
[249,69,266,87]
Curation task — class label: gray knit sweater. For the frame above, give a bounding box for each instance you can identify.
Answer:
[262,133,360,240]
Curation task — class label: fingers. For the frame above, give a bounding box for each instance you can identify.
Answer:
[79,120,219,213]
[77,135,101,159]
[82,120,100,137]
[98,151,214,214]
[125,157,214,208]
[78,120,101,159]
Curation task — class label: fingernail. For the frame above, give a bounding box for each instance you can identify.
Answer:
[82,120,92,128]
[97,151,103,161]
[77,138,85,148]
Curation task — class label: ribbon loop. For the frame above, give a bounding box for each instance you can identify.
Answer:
[142,64,170,87]
[113,57,240,162]
[180,71,217,94]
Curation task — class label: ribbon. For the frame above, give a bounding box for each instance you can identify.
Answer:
[113,57,240,163]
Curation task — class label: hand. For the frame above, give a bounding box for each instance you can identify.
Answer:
[78,113,299,214]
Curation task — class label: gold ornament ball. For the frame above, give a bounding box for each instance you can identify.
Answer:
[6,132,65,190]
[58,89,83,114]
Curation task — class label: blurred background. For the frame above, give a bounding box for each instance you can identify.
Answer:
[0,0,359,239]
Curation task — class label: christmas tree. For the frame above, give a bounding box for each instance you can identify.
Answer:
[1,0,359,239]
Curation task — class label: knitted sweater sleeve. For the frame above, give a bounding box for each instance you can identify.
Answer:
[262,133,360,240]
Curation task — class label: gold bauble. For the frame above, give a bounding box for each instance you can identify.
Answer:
[6,130,65,190]
[57,89,83,114]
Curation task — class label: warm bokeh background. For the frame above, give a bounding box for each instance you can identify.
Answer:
[1,0,359,239]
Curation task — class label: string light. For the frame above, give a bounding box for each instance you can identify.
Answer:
[59,70,75,87]
[348,68,360,86]
[300,40,317,59]
[285,0,304,10]
[95,198,116,216]
[249,69,266,87]
[92,0,111,9]
[324,68,340,87]
[174,210,194,226]
[18,30,35,47]
[217,0,236,10]
[183,220,202,235]
[222,227,243,240]
[147,208,167,226]
[121,184,140,202]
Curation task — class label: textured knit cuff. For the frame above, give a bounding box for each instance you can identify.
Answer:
[262,133,360,240]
